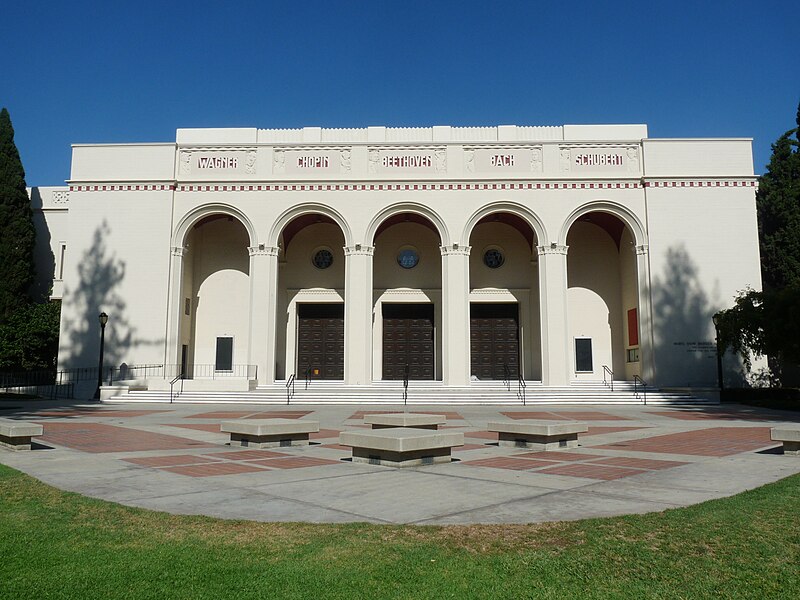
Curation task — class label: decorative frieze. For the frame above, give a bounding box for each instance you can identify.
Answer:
[463,146,544,174]
[440,244,471,257]
[170,246,188,257]
[644,180,757,188]
[343,245,375,257]
[52,190,70,204]
[537,244,568,256]
[248,245,280,257]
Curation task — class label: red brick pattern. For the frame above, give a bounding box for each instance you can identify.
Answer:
[500,411,566,420]
[124,455,222,467]
[538,464,647,480]
[318,443,352,451]
[204,450,290,461]
[310,428,341,439]
[465,431,499,440]
[162,462,269,477]
[464,457,552,470]
[453,444,488,451]
[594,427,775,456]
[39,422,215,453]
[589,456,687,470]
[584,426,649,436]
[249,456,340,469]
[514,451,599,462]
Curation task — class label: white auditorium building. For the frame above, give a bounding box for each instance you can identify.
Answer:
[33,124,763,401]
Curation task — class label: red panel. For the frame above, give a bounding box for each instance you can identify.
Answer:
[627,308,639,346]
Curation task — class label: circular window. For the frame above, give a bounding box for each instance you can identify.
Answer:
[312,248,334,269]
[397,248,419,269]
[483,248,505,269]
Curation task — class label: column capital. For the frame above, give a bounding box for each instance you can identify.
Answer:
[537,244,568,256]
[248,245,280,257]
[440,244,471,256]
[635,244,649,256]
[344,245,375,257]
[170,245,188,257]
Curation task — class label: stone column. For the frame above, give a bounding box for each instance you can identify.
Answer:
[344,245,374,385]
[635,244,656,384]
[164,245,187,372]
[440,244,472,387]
[537,244,570,386]
[248,245,280,385]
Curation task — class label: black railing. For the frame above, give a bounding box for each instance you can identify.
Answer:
[633,374,647,405]
[108,364,163,385]
[286,374,295,405]
[602,365,614,392]
[169,373,184,404]
[402,364,409,405]
[502,364,511,391]
[164,364,258,379]
[305,365,313,390]
[518,373,527,406]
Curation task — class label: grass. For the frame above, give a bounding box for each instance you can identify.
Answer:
[0,464,798,599]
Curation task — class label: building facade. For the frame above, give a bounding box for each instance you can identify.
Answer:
[37,124,762,396]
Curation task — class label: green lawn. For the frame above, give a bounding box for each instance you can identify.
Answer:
[1,464,797,599]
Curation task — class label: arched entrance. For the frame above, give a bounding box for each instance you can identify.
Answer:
[468,211,541,381]
[565,211,641,381]
[179,213,251,378]
[372,212,444,380]
[275,213,346,380]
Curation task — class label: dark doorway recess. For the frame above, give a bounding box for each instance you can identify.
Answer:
[382,303,435,380]
[470,303,520,380]
[297,304,344,380]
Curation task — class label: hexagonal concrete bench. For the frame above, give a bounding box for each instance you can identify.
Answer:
[340,427,464,467]
[220,418,319,448]
[0,419,43,451]
[364,412,447,430]
[771,425,800,456]
[487,420,588,450]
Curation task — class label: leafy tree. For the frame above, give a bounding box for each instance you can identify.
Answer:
[0,300,61,371]
[757,103,800,291]
[0,108,36,322]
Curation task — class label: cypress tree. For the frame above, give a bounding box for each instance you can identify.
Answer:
[757,102,800,291]
[0,108,36,323]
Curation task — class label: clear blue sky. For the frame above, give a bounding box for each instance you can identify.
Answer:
[3,0,798,185]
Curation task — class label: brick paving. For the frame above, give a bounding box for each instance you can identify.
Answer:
[465,431,499,440]
[249,456,341,469]
[310,428,341,439]
[187,410,312,419]
[594,427,775,456]
[464,457,553,470]
[347,410,463,420]
[515,451,601,461]
[162,462,269,477]
[649,410,796,422]
[501,410,630,421]
[34,410,169,418]
[39,422,215,453]
[124,455,223,467]
[166,423,222,433]
[203,450,290,461]
[584,426,649,436]
[588,456,688,470]
[537,463,647,480]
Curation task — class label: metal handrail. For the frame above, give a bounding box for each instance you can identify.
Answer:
[169,373,184,404]
[502,363,511,391]
[402,364,409,405]
[633,374,647,405]
[108,364,163,385]
[602,365,614,392]
[305,365,313,390]
[518,374,527,406]
[286,374,295,405]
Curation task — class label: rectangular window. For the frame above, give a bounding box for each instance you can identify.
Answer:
[627,308,639,347]
[575,338,593,372]
[215,337,233,371]
[58,243,67,279]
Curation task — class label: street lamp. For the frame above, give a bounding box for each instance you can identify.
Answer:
[94,312,109,399]
[712,313,724,392]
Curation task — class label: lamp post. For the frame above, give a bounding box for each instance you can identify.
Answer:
[712,313,724,392]
[94,312,109,399]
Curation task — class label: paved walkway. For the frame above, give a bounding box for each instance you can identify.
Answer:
[1,400,799,524]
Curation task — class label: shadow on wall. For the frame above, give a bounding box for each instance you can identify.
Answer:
[28,188,55,303]
[60,221,142,373]
[651,245,737,387]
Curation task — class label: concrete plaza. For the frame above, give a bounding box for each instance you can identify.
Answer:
[1,400,798,525]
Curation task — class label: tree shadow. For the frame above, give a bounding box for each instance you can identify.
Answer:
[59,221,132,372]
[28,187,56,303]
[651,245,739,387]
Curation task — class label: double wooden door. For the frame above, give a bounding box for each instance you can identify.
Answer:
[382,303,434,380]
[470,303,520,380]
[297,304,344,380]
